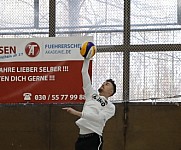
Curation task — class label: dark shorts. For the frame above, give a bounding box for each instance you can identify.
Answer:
[75,133,103,150]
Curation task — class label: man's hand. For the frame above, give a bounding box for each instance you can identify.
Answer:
[62,107,82,117]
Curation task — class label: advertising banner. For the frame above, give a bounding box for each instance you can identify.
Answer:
[0,36,93,104]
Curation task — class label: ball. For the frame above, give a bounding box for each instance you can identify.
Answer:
[80,41,96,59]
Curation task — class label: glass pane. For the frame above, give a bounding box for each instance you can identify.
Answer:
[131,0,181,44]
[130,51,181,102]
[0,0,49,38]
[56,0,124,45]
[92,52,123,102]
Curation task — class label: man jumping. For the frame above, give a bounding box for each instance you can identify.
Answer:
[63,58,116,150]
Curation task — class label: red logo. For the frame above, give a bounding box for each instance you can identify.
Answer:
[25,42,40,57]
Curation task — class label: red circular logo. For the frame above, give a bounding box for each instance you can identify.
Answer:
[25,42,40,57]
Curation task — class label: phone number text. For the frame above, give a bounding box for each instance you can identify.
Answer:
[34,94,85,101]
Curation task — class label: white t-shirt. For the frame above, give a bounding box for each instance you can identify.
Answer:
[75,59,115,136]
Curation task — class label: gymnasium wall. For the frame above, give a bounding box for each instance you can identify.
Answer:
[1,1,181,150]
[0,104,180,150]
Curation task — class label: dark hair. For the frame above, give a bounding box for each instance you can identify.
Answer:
[106,79,116,96]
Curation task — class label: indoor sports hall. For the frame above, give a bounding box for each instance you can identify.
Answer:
[0,0,181,150]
